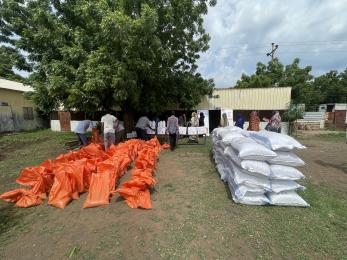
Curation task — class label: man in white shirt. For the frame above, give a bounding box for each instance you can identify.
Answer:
[74,119,91,146]
[101,112,117,150]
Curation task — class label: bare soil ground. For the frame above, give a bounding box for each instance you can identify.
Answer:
[0,130,346,259]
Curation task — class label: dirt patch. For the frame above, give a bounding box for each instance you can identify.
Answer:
[0,154,6,161]
[0,137,346,259]
[297,138,347,195]
[0,148,253,260]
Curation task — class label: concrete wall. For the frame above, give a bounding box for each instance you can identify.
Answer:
[51,120,97,132]
[0,88,45,132]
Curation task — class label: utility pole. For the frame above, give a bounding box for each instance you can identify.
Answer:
[266,42,279,61]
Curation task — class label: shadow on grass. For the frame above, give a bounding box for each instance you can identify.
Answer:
[0,204,26,244]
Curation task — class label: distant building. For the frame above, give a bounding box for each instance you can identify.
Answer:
[193,87,292,133]
[319,103,347,130]
[0,78,45,132]
[50,87,292,134]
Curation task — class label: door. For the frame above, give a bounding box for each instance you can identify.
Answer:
[58,111,71,131]
[209,110,221,133]
[0,106,15,132]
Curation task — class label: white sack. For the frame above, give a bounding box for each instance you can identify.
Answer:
[270,180,305,193]
[230,137,277,160]
[270,164,305,180]
[222,133,244,145]
[216,163,230,182]
[224,147,272,177]
[229,161,271,190]
[267,191,310,207]
[268,151,305,167]
[224,147,242,165]
[227,176,269,205]
[249,131,306,151]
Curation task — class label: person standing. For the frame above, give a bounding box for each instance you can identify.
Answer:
[166,111,179,151]
[74,119,92,146]
[247,111,260,131]
[199,112,205,126]
[191,112,199,127]
[264,111,282,133]
[188,112,199,143]
[153,115,160,135]
[235,112,245,129]
[220,113,229,127]
[101,112,117,150]
[178,113,187,126]
[114,120,125,144]
[135,115,154,140]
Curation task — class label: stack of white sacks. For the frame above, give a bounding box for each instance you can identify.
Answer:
[212,126,309,207]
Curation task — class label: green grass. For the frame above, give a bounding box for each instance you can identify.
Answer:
[171,139,347,259]
[0,129,76,180]
[317,131,346,142]
[0,131,346,259]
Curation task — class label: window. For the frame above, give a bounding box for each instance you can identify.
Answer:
[23,107,34,120]
[0,102,9,106]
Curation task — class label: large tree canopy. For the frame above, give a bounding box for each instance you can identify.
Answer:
[0,0,215,114]
[235,58,347,110]
[0,45,29,82]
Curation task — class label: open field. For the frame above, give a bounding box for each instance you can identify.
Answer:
[0,130,346,259]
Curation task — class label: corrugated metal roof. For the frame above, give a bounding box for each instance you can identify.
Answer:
[194,87,292,110]
[0,78,33,92]
[302,112,325,121]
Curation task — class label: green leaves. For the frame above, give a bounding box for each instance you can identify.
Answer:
[0,0,215,114]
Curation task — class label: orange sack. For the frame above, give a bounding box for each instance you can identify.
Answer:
[0,189,42,208]
[1,137,163,209]
[83,172,113,208]
[48,168,74,209]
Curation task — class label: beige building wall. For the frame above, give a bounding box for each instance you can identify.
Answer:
[194,87,292,110]
[0,88,45,132]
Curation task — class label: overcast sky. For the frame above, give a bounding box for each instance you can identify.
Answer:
[197,0,347,88]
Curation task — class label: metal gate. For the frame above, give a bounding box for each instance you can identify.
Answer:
[58,111,71,131]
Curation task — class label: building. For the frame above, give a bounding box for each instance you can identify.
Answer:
[51,87,292,135]
[193,87,292,133]
[319,103,347,130]
[0,78,45,132]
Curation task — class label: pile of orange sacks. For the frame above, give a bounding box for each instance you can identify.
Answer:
[0,137,169,209]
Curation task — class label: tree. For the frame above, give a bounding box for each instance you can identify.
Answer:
[0,0,215,115]
[235,58,321,110]
[0,45,29,82]
[313,70,347,104]
[282,101,304,135]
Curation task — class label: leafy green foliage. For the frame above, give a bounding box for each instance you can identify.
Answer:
[0,45,29,82]
[0,0,215,114]
[313,69,347,104]
[235,58,347,110]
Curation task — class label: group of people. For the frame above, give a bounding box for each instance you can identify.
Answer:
[74,109,281,152]
[166,111,206,150]
[229,110,282,133]
[74,112,125,150]
[178,112,205,127]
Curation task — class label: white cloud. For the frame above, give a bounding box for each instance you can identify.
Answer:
[197,0,347,87]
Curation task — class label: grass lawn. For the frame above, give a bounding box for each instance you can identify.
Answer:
[0,129,346,259]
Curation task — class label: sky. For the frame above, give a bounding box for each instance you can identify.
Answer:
[197,0,347,88]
